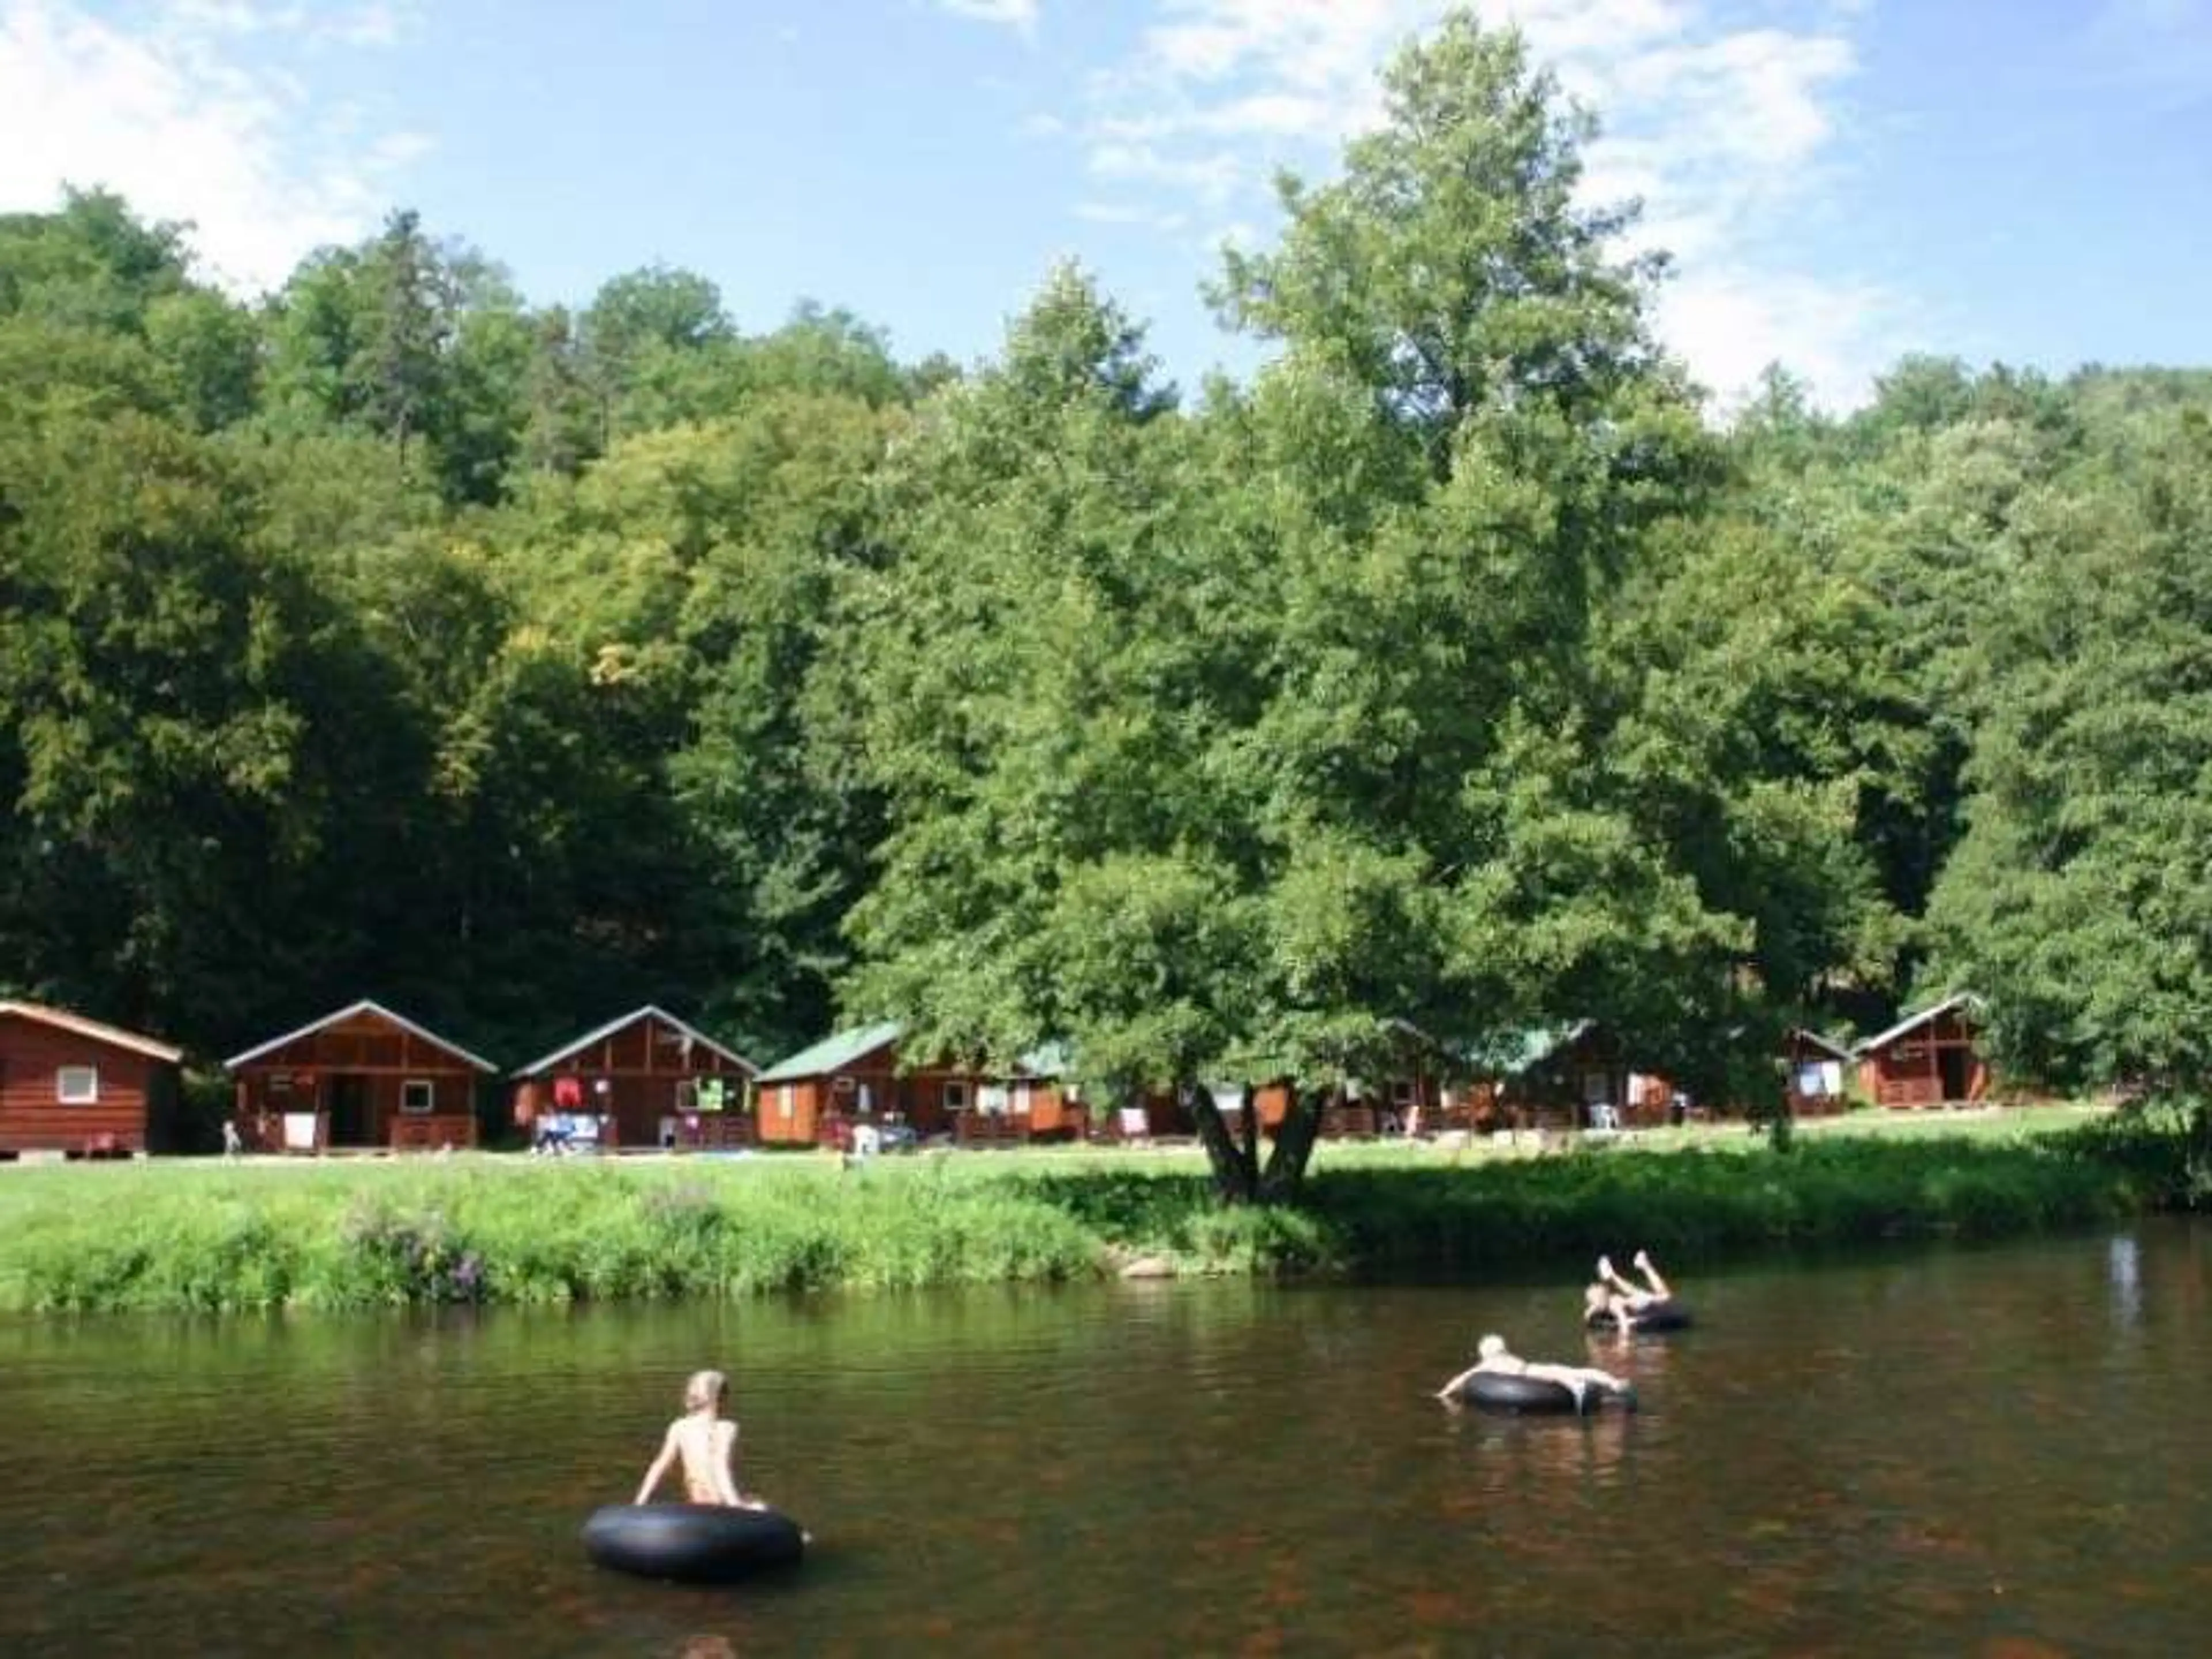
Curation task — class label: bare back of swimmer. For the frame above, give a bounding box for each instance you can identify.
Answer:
[634,1370,770,1509]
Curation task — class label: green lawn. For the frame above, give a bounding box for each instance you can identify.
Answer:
[0,1100,2157,1315]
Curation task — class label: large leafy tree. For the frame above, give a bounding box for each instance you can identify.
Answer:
[0,406,416,1046]
[484,389,901,1059]
[845,14,1728,1200]
[1927,401,2212,1095]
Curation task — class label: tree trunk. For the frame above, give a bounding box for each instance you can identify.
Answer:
[1260,1085,1331,1201]
[1187,1078,1261,1204]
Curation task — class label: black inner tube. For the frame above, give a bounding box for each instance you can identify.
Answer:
[1458,1370,1589,1415]
[1588,1299,1692,1333]
[582,1503,806,1584]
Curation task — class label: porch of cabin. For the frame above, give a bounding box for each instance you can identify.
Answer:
[233,1068,480,1153]
[514,1074,757,1153]
[1862,1012,1990,1109]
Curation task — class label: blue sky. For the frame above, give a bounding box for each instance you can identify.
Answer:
[2,0,2207,408]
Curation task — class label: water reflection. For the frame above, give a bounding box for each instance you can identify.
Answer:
[2107,1232,2142,1329]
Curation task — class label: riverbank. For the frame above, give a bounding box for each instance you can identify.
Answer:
[0,1106,2186,1313]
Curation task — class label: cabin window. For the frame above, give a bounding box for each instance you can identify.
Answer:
[943,1081,971,1113]
[400,1079,435,1115]
[775,1085,794,1119]
[1580,1069,1612,1106]
[269,1073,294,1098]
[1391,1080,1417,1108]
[56,1065,99,1105]
[1012,1082,1032,1115]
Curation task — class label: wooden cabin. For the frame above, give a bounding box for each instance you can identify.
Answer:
[753,1024,1081,1148]
[510,1006,759,1152]
[1244,1073,1443,1139]
[1785,1028,1855,1117]
[1854,994,1990,1109]
[1452,1022,1676,1132]
[225,1000,495,1153]
[0,1001,183,1158]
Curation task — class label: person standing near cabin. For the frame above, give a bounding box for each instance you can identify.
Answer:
[634,1370,767,1510]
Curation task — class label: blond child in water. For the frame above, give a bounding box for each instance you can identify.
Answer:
[634,1370,768,1510]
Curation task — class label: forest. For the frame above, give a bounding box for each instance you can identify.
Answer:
[3,16,2209,1135]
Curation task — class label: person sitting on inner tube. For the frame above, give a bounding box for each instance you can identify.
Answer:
[1435,1334,1636,1410]
[634,1369,771,1510]
[1584,1249,1674,1328]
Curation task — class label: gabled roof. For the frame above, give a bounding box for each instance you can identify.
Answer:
[1790,1027,1856,1062]
[1453,1020,1597,1078]
[757,1021,905,1084]
[510,1006,759,1079]
[0,1001,184,1063]
[1853,993,1984,1058]
[223,999,498,1073]
[756,1022,1073,1085]
[1015,1040,1073,1078]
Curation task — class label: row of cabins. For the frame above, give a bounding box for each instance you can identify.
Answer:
[0,993,1994,1159]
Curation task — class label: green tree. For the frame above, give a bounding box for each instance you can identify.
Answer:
[1928,403,2212,1096]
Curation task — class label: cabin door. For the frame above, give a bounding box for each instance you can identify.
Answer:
[1937,1046,1971,1104]
[328,1074,371,1146]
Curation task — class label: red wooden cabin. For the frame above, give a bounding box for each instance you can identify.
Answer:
[1854,994,1990,1109]
[225,1000,495,1152]
[752,1023,1080,1147]
[1442,1022,1676,1132]
[1785,1028,1855,1117]
[0,1001,183,1158]
[510,1006,759,1151]
[1242,1074,1442,1138]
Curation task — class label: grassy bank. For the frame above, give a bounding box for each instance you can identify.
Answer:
[0,1107,2186,1314]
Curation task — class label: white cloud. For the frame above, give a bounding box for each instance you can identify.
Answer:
[938,0,1039,33]
[1073,0,1910,408]
[1075,200,1190,234]
[1657,266,1903,414]
[0,0,428,291]
[321,3,414,49]
[1089,139,1243,204]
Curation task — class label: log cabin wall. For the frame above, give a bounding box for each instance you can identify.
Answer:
[1859,1008,1990,1108]
[0,1012,174,1154]
[513,1010,759,1148]
[755,1035,1078,1147]
[230,1006,488,1151]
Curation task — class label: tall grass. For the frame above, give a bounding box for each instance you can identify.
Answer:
[0,1117,2180,1316]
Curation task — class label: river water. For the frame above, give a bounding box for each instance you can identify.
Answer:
[1,1223,2205,1657]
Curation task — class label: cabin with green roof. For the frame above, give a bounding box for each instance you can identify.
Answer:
[752,1023,1080,1147]
[1446,1021,1676,1132]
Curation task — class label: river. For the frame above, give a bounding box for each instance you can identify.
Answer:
[1,1223,2205,1656]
